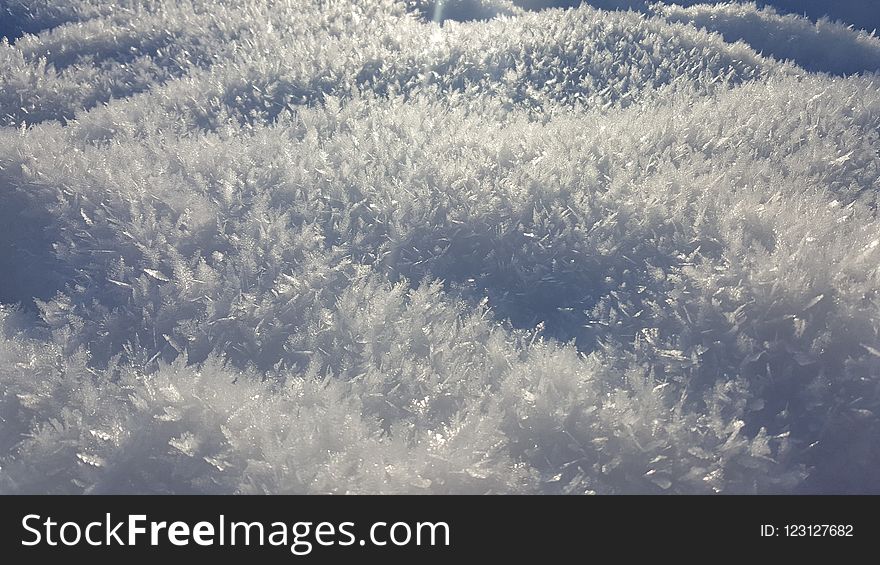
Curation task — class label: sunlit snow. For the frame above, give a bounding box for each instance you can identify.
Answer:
[1,0,879,494]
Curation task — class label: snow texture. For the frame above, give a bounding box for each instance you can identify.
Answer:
[1,0,879,494]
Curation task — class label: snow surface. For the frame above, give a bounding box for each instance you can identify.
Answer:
[1,0,879,494]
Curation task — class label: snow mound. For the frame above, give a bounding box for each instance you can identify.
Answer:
[1,0,879,494]
[655,2,880,75]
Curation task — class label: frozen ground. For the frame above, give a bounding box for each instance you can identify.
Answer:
[1,1,879,494]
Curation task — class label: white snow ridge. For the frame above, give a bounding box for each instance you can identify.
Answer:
[1,0,879,494]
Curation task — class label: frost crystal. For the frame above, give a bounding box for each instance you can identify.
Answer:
[0,0,878,494]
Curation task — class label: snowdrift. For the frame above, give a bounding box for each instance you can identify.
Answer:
[1,0,879,493]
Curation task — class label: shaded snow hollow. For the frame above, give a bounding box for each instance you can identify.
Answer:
[1,0,879,494]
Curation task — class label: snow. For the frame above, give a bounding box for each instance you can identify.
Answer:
[657,2,880,75]
[0,0,879,494]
